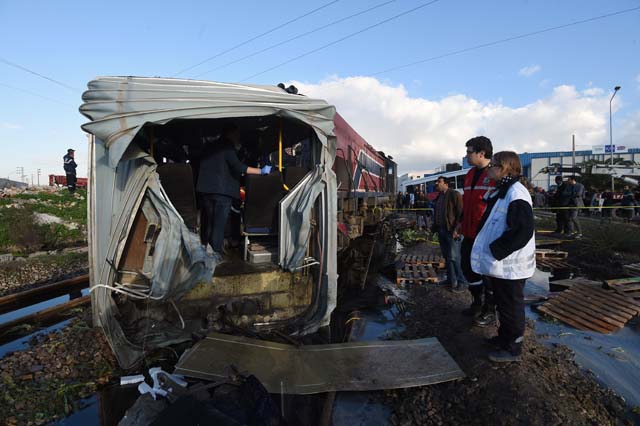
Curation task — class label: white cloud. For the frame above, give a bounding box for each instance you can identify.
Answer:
[291,76,636,174]
[518,65,541,77]
[0,122,21,129]
[582,87,604,96]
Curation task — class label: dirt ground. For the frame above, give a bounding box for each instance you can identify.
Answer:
[382,241,638,426]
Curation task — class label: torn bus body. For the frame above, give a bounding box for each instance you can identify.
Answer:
[80,77,397,369]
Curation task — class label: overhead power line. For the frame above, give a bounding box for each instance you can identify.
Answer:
[173,0,341,77]
[372,5,640,76]
[193,0,396,78]
[240,0,440,82]
[0,81,74,107]
[0,57,80,92]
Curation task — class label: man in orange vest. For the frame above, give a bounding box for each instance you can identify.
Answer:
[457,136,495,323]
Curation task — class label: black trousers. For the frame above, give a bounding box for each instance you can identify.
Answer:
[488,276,526,355]
[66,173,76,193]
[554,210,568,233]
[201,194,232,254]
[461,237,480,283]
[461,238,493,307]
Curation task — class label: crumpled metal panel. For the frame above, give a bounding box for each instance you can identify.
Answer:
[88,143,214,368]
[174,332,465,394]
[80,77,336,168]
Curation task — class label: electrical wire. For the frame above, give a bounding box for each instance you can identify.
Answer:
[372,5,640,76]
[193,0,396,78]
[0,57,80,92]
[0,81,75,107]
[170,299,186,330]
[239,0,440,82]
[90,283,166,300]
[172,0,341,77]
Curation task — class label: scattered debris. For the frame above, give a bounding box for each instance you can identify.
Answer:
[396,264,439,285]
[605,277,640,300]
[548,277,601,292]
[174,332,464,394]
[536,258,576,273]
[120,374,145,386]
[535,249,568,259]
[623,263,640,277]
[395,254,445,269]
[537,283,640,333]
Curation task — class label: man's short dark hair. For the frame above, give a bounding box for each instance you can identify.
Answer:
[569,175,578,182]
[436,176,450,186]
[555,176,563,183]
[465,136,493,158]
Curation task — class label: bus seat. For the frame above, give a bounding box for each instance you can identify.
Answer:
[243,174,285,234]
[156,163,198,230]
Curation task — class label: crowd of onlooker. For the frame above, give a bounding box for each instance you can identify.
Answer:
[398,182,640,239]
[530,179,639,223]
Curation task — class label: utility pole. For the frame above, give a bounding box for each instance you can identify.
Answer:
[16,166,24,183]
[37,169,41,186]
[572,134,575,169]
[609,85,621,192]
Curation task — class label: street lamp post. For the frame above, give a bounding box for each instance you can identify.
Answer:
[609,85,621,192]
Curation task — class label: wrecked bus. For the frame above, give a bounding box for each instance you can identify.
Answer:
[80,77,396,368]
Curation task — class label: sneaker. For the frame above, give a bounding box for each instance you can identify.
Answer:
[488,350,522,363]
[474,312,496,327]
[438,279,451,287]
[574,233,582,239]
[462,305,483,317]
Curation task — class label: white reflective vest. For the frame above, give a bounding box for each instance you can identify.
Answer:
[471,182,536,279]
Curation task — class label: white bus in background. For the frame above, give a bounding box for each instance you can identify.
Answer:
[401,168,471,195]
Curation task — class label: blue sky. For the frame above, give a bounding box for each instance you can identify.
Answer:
[1,0,639,179]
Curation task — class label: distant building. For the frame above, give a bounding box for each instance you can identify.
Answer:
[462,147,640,190]
[398,169,436,192]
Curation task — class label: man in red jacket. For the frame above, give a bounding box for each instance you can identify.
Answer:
[458,136,495,323]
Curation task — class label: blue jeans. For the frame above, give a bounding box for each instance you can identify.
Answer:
[438,229,467,285]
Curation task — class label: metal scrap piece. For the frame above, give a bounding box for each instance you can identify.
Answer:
[174,332,464,394]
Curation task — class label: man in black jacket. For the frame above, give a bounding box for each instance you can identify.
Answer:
[196,124,271,260]
[551,176,570,234]
[63,149,77,193]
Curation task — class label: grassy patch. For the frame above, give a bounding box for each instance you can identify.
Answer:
[0,189,86,253]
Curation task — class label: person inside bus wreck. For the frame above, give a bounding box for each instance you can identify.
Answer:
[196,124,272,261]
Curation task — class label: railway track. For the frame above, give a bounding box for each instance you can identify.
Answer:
[0,274,90,345]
